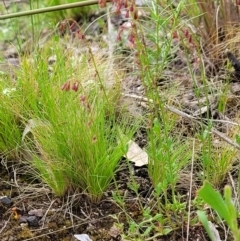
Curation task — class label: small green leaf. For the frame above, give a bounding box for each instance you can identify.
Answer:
[162,228,172,235]
[198,181,231,225]
[143,226,152,236]
[224,186,238,232]
[152,213,162,221]
[202,129,209,140]
[155,182,162,196]
[153,118,161,134]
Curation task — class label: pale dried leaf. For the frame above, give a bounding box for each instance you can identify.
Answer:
[22,119,38,142]
[126,140,148,167]
[208,221,222,241]
[192,106,208,116]
[74,234,93,241]
[28,209,43,217]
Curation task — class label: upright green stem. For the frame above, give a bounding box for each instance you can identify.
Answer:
[29,0,35,47]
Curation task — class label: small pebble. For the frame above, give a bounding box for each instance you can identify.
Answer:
[18,216,28,224]
[26,216,39,227]
[0,196,12,205]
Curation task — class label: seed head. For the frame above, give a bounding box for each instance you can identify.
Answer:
[99,0,107,8]
[72,81,79,92]
[61,81,71,91]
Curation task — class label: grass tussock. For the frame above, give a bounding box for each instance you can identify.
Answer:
[1,39,136,202]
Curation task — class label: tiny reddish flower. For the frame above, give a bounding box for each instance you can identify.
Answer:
[72,81,79,92]
[99,0,106,8]
[76,30,85,40]
[117,32,122,41]
[80,95,91,111]
[61,81,71,91]
[172,30,178,39]
[129,33,134,42]
[117,27,124,41]
[125,9,129,18]
[79,34,85,40]
[59,21,66,33]
[115,5,121,14]
[70,22,75,31]
[128,33,135,48]
[80,95,87,102]
[188,35,192,44]
[129,3,134,12]
[184,29,189,38]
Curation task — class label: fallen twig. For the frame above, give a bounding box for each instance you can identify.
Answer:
[0,0,111,20]
[122,93,240,150]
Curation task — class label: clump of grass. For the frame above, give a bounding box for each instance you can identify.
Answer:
[199,128,238,187]
[28,82,133,200]
[9,35,136,202]
[183,0,240,63]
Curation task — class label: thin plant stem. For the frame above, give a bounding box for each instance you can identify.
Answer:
[29,0,35,47]
[0,0,111,20]
[186,138,195,241]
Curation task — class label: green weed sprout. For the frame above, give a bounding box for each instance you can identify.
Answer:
[198,181,240,241]
[148,118,191,198]
[124,0,191,201]
[199,127,238,187]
